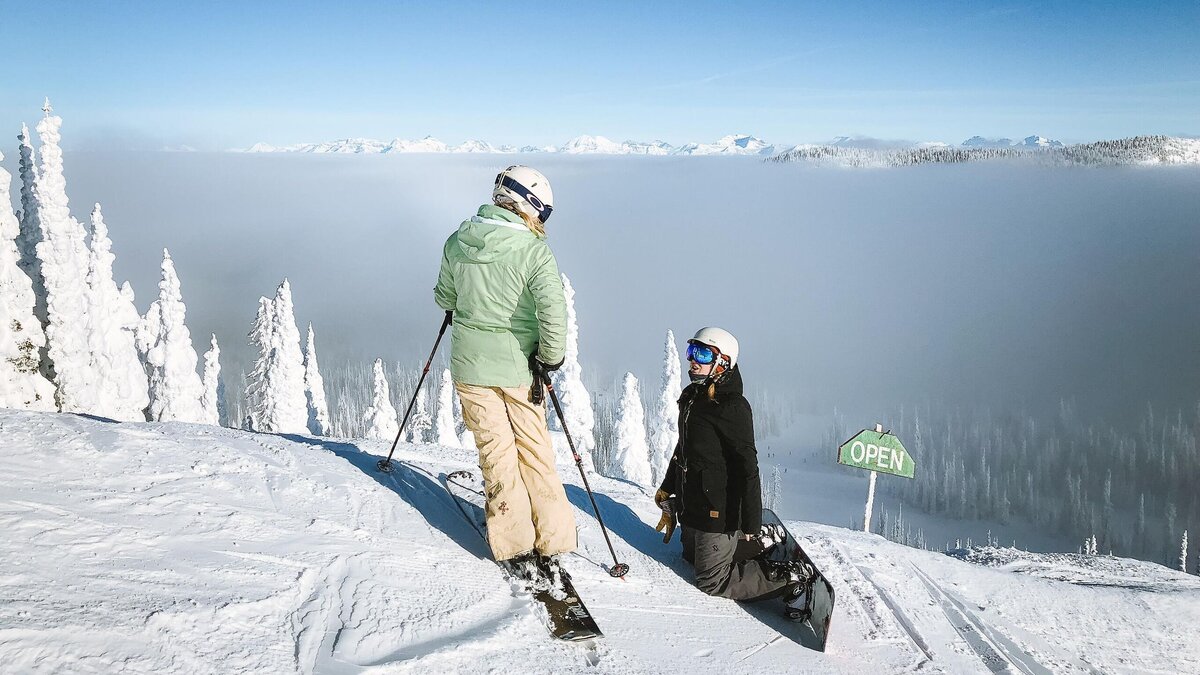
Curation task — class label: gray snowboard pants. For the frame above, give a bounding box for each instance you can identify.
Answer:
[681,526,792,602]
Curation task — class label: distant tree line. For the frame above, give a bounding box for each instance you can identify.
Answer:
[865,401,1200,569]
[770,136,1197,168]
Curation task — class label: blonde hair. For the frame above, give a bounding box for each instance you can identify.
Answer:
[495,198,546,238]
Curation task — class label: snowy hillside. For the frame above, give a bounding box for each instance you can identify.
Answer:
[3,409,1198,674]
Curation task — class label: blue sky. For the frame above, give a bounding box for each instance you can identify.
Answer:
[1,1,1196,149]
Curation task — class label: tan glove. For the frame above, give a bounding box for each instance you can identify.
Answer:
[654,489,677,543]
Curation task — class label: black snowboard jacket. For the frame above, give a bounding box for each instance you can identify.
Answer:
[658,365,763,535]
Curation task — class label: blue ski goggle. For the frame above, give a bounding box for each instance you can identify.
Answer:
[686,342,718,365]
[497,174,553,224]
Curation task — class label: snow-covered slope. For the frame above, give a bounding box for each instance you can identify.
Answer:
[2,409,1197,673]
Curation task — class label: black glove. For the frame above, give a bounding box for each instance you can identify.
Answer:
[527,349,564,404]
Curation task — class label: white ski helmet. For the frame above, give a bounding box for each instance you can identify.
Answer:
[493,165,554,224]
[688,326,740,368]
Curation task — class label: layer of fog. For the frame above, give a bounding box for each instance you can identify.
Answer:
[6,152,1197,430]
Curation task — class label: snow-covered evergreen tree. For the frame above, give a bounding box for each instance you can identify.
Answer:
[244,298,273,430]
[1182,530,1189,573]
[434,368,460,447]
[82,204,149,420]
[0,150,54,409]
[243,280,308,433]
[405,373,432,444]
[611,373,653,485]
[550,274,596,469]
[15,123,46,331]
[35,100,94,409]
[138,250,205,422]
[363,358,398,440]
[199,334,222,426]
[303,324,330,436]
[649,329,681,484]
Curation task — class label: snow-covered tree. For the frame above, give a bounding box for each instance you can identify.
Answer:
[611,372,653,485]
[35,100,94,408]
[303,324,330,436]
[550,274,596,469]
[762,465,782,511]
[649,329,682,484]
[244,298,272,430]
[434,368,460,446]
[363,358,398,440]
[138,250,205,422]
[0,150,54,409]
[15,123,46,330]
[456,385,473,448]
[199,334,222,426]
[82,204,149,420]
[1182,530,1189,573]
[404,373,432,443]
[243,280,308,433]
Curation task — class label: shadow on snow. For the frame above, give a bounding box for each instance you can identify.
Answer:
[278,434,492,562]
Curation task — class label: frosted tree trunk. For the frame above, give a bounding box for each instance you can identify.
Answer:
[363,358,399,440]
[0,150,55,409]
[138,250,205,422]
[199,334,222,425]
[434,368,460,447]
[611,373,653,486]
[649,329,681,485]
[303,324,331,436]
[35,102,96,409]
[244,280,308,433]
[550,274,595,470]
[83,204,149,420]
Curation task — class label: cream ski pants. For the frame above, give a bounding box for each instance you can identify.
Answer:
[455,382,577,561]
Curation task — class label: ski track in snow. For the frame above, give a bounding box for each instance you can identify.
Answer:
[2,409,1199,674]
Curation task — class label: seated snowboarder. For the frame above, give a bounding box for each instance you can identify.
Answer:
[655,327,812,618]
[433,165,576,585]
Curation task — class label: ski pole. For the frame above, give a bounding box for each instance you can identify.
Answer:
[377,311,452,474]
[543,375,630,578]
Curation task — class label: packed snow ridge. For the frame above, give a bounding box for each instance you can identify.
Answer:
[3,408,1199,674]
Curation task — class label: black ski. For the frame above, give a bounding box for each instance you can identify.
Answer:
[759,509,836,651]
[441,470,603,642]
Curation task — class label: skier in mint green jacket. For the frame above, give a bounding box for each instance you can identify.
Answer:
[434,166,576,579]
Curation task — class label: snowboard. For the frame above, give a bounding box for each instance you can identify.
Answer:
[760,509,836,652]
[441,470,603,642]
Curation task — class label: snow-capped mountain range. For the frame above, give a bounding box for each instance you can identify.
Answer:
[963,135,1065,149]
[244,134,784,156]
[242,132,1200,166]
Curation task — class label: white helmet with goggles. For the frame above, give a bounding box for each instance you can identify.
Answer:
[687,326,739,369]
[493,165,554,225]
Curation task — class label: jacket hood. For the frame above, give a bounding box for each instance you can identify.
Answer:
[454,204,536,263]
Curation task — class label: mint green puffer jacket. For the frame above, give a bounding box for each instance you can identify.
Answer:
[433,204,567,388]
